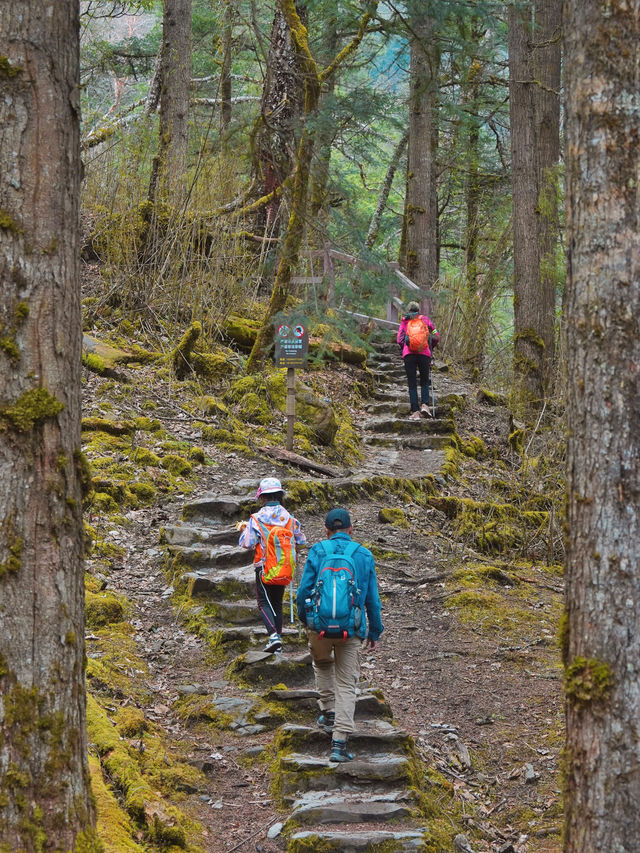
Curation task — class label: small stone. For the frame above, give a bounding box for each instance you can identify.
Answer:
[267,822,283,839]
[523,763,539,784]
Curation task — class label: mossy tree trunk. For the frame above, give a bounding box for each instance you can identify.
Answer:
[564,1,640,848]
[254,0,305,235]
[246,3,375,373]
[0,1,98,849]
[508,0,560,410]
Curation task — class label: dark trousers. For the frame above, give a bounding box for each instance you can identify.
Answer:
[255,567,284,635]
[403,353,431,412]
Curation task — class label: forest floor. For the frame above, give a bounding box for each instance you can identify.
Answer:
[82,322,564,853]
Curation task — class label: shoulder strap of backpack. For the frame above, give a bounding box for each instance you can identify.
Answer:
[343,541,359,559]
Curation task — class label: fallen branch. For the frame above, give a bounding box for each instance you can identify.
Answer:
[259,445,341,478]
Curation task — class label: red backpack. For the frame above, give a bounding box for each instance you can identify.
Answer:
[251,515,296,585]
[406,317,429,353]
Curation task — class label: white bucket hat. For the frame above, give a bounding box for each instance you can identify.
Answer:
[255,477,285,499]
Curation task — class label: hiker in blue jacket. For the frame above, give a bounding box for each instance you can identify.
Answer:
[297,507,383,762]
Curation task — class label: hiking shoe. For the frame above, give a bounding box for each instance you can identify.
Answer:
[409,410,420,420]
[421,404,433,418]
[263,634,282,654]
[317,711,335,734]
[329,739,354,762]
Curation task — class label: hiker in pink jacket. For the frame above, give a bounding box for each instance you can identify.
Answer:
[396,301,439,420]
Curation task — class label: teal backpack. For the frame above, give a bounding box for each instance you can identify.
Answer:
[307,540,363,639]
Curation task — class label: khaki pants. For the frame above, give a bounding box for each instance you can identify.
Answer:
[307,630,362,740]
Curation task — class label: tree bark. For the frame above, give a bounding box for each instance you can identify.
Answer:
[403,12,440,316]
[564,2,640,850]
[533,0,561,377]
[0,1,97,849]
[153,0,192,206]
[219,0,233,135]
[508,2,544,407]
[254,1,305,231]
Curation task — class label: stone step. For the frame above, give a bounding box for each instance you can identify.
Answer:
[278,721,412,754]
[182,565,256,598]
[279,752,413,800]
[264,687,393,719]
[162,522,238,548]
[202,598,258,625]
[363,416,455,435]
[364,434,453,451]
[287,829,427,852]
[228,649,313,688]
[365,401,452,419]
[287,789,414,826]
[182,493,253,524]
[168,542,248,571]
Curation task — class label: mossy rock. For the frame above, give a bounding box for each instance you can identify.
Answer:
[128,481,157,504]
[81,417,136,436]
[378,507,409,528]
[86,590,126,627]
[91,491,119,513]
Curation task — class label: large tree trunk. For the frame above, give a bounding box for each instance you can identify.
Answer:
[403,12,440,315]
[0,1,97,849]
[564,3,640,850]
[150,0,192,206]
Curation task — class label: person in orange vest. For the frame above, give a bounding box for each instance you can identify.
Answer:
[396,301,439,420]
[238,477,306,653]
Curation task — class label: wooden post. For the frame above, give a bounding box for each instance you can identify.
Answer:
[286,367,295,451]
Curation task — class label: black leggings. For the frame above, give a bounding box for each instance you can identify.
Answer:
[403,353,431,411]
[255,568,284,635]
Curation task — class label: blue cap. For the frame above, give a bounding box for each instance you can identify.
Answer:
[325,507,351,531]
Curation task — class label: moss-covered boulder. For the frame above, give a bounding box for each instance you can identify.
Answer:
[86,590,126,627]
[222,313,261,349]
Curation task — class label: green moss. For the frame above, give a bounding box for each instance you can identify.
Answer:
[187,446,206,463]
[83,352,107,375]
[85,591,126,627]
[128,482,157,504]
[82,417,136,436]
[378,507,409,528]
[565,657,613,706]
[0,337,20,364]
[114,706,147,738]
[0,387,63,432]
[198,396,229,418]
[130,447,161,467]
[90,492,119,513]
[161,454,192,476]
[0,531,22,579]
[173,695,235,730]
[0,56,23,77]
[14,302,29,322]
[0,209,21,232]
[133,416,162,432]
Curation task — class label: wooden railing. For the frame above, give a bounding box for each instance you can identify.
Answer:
[295,247,424,329]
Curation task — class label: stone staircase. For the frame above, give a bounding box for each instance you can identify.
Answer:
[163,344,467,852]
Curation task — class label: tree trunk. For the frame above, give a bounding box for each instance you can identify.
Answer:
[403,13,440,316]
[0,2,97,849]
[246,5,374,372]
[508,2,544,408]
[219,0,233,135]
[255,1,305,232]
[153,0,192,206]
[564,2,640,850]
[533,0,561,377]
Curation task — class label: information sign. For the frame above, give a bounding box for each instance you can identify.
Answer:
[274,319,309,368]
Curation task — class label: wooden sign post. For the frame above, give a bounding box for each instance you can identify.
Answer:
[274,319,309,451]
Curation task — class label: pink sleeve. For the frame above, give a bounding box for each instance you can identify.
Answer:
[396,320,406,345]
